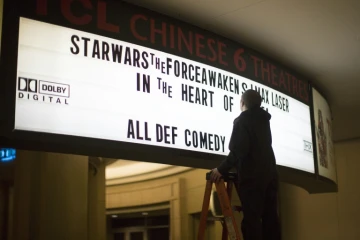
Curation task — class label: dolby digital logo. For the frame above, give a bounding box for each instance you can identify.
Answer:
[17,77,70,105]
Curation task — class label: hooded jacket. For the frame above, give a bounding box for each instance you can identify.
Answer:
[217,107,278,182]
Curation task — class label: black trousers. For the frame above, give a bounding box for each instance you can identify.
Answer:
[237,177,281,240]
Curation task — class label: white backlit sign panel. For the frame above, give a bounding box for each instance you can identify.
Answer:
[15,18,315,173]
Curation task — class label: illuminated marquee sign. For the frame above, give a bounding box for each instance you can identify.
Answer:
[0,0,315,173]
[14,17,314,172]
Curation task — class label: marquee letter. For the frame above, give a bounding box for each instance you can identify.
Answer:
[130,14,148,41]
[233,48,246,72]
[36,0,48,15]
[97,0,119,33]
[61,0,93,25]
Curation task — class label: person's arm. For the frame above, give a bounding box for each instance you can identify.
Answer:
[217,119,250,175]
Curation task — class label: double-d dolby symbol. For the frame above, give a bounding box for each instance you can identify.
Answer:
[18,77,38,93]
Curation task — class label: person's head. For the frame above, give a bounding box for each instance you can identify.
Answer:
[240,90,262,111]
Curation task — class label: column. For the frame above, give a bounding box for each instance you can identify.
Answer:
[88,157,106,240]
[12,150,89,240]
[0,181,7,240]
[169,179,184,240]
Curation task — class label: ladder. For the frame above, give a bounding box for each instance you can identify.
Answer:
[197,172,242,240]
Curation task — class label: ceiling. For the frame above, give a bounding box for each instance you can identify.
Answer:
[106,159,172,179]
[120,0,360,141]
[105,158,191,184]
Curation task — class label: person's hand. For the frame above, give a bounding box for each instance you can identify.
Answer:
[210,168,222,183]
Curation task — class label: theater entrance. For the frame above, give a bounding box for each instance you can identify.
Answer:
[109,208,170,240]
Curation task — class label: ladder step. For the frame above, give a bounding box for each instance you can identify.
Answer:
[198,172,242,240]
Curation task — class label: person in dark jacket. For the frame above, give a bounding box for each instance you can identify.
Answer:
[210,89,281,240]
